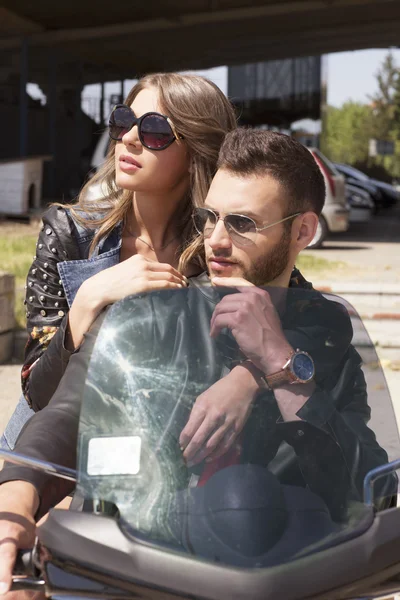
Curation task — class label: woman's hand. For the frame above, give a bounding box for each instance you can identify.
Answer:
[84,254,187,308]
[0,482,38,595]
[67,255,188,350]
[179,364,259,466]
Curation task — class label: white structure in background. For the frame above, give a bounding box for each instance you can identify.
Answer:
[0,156,50,215]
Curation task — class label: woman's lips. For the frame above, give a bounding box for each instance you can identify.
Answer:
[119,155,142,172]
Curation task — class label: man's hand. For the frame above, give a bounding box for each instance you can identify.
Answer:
[212,277,315,423]
[179,365,259,466]
[211,277,293,375]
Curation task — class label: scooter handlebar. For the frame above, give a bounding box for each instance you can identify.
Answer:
[13,549,34,576]
[10,549,45,592]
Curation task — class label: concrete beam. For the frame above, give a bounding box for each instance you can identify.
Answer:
[0,7,43,37]
[0,0,399,49]
[2,0,400,86]
[78,15,400,73]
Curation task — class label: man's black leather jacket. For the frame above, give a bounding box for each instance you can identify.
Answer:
[0,276,396,521]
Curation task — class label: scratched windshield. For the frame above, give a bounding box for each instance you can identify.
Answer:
[76,286,399,568]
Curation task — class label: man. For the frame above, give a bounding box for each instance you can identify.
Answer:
[179,128,327,467]
[0,130,395,586]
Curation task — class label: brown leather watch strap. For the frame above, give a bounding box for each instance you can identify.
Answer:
[264,350,296,389]
[264,368,296,389]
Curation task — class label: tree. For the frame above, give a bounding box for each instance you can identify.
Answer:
[391,70,400,141]
[369,51,398,140]
[368,52,400,179]
[322,102,373,164]
[386,72,400,179]
[322,51,400,179]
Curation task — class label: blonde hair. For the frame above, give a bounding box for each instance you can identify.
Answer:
[65,73,237,272]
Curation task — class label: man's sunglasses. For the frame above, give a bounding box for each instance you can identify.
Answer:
[193,207,301,246]
[108,104,183,150]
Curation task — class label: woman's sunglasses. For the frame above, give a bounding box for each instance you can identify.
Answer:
[109,104,183,151]
[193,207,301,246]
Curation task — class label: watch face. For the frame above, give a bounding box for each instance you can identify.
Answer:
[292,352,314,382]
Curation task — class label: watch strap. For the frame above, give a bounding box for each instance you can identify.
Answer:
[264,350,296,390]
[241,349,314,391]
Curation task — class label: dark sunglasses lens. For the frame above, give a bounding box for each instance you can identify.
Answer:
[109,106,135,140]
[226,214,255,235]
[193,208,217,236]
[141,114,175,149]
[225,215,255,245]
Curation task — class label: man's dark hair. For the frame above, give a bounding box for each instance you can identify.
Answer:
[217,128,326,216]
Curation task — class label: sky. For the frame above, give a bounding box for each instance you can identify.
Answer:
[327,48,400,107]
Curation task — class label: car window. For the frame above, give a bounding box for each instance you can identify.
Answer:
[336,164,369,181]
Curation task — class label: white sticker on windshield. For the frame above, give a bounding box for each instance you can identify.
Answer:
[87,436,142,476]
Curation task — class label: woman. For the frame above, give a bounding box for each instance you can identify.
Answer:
[0,74,238,591]
[0,72,237,450]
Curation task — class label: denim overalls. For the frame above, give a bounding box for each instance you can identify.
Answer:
[0,214,123,451]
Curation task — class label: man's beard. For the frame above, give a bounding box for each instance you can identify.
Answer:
[240,227,292,286]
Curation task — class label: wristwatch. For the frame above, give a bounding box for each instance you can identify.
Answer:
[264,349,315,389]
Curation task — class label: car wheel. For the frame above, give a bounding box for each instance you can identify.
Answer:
[307,215,328,249]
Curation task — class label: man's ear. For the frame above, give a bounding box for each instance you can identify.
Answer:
[294,212,320,250]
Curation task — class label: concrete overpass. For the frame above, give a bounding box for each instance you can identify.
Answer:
[1,0,400,85]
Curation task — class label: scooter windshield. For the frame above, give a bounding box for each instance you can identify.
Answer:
[76,285,399,569]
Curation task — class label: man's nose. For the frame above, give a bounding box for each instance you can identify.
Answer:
[208,219,232,251]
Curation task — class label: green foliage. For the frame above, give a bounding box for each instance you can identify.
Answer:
[322,102,373,164]
[323,51,400,180]
[391,73,400,143]
[369,51,398,141]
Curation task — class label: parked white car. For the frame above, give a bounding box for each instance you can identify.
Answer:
[306,148,349,249]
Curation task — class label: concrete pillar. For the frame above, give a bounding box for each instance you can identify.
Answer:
[19,38,28,157]
[100,81,105,124]
[48,52,57,199]
[75,67,84,154]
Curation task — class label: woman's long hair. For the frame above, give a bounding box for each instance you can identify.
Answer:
[66,73,237,272]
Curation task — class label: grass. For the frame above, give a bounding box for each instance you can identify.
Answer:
[0,223,39,329]
[296,253,348,275]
